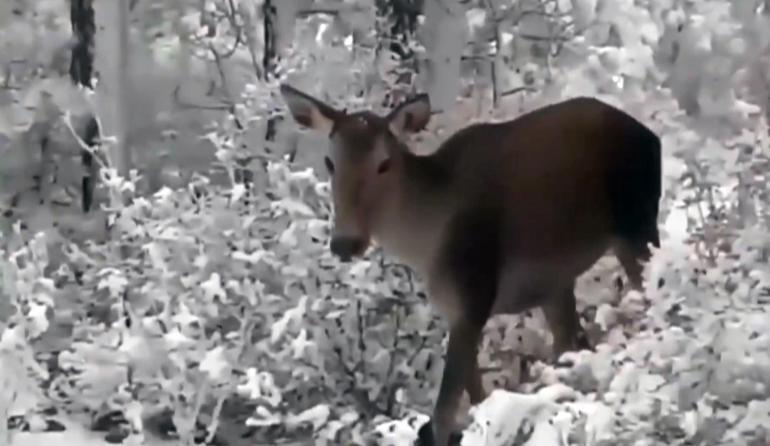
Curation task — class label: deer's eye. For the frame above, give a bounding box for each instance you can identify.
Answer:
[324,156,335,174]
[377,158,391,174]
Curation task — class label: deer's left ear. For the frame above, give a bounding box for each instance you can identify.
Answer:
[387,93,431,139]
[280,84,342,135]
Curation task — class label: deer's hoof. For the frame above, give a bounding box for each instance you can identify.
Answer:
[416,420,463,446]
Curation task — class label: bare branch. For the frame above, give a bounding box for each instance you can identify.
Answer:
[172,85,232,111]
[500,86,536,97]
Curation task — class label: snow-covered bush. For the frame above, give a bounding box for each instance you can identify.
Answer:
[0,149,447,444]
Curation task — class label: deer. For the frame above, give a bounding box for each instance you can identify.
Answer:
[280,83,661,446]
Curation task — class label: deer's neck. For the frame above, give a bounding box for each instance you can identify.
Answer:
[371,150,455,274]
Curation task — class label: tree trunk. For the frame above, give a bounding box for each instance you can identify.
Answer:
[419,0,467,112]
[70,0,100,212]
[115,0,131,179]
[263,0,281,148]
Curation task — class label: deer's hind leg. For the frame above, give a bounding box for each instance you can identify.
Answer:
[615,238,654,291]
[541,280,590,361]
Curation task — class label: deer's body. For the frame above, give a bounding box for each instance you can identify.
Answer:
[280,86,661,446]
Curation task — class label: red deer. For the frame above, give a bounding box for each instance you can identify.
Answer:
[280,84,661,446]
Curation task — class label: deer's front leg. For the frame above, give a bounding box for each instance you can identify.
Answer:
[420,209,498,445]
[464,348,486,405]
[420,318,484,446]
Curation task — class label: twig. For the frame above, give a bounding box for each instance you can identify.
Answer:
[500,86,536,97]
[332,343,380,417]
[171,85,232,111]
[357,299,366,377]
[384,309,403,414]
[483,0,501,108]
[209,44,231,96]
[205,393,226,444]
[296,1,370,18]
[405,328,431,366]
[217,0,244,59]
[61,112,109,169]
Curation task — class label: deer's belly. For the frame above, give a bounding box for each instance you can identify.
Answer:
[490,241,611,315]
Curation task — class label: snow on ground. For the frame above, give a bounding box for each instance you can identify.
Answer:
[8,421,173,446]
[10,425,109,446]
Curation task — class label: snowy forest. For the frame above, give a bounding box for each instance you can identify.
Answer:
[1,0,770,445]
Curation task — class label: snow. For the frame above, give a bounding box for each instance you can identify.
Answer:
[8,416,170,446]
[11,430,109,446]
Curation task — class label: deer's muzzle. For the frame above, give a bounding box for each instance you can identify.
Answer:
[330,236,367,262]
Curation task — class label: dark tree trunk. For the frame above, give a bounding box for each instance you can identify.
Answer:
[263,0,279,145]
[232,0,280,197]
[70,0,100,212]
[263,0,277,83]
[375,0,424,108]
[70,0,95,88]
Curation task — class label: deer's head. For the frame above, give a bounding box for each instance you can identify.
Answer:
[280,84,431,261]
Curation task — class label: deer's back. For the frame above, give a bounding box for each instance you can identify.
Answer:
[430,97,660,267]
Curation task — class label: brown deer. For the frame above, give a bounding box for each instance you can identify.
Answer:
[280,84,661,446]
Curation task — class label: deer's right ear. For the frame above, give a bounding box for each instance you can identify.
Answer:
[387,93,431,140]
[280,84,341,135]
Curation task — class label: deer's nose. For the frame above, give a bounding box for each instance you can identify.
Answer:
[330,236,366,262]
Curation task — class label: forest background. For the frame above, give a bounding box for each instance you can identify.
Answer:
[2,0,770,445]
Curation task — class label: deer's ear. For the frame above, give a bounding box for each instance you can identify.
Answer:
[387,93,431,139]
[280,84,342,135]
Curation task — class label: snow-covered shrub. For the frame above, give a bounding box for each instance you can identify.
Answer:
[0,144,448,445]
